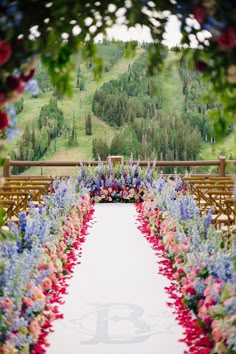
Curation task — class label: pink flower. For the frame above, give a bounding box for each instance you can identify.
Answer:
[175,257,183,264]
[49,253,57,261]
[0,110,8,130]
[205,295,216,307]
[0,40,12,66]
[211,319,218,329]
[193,5,206,24]
[212,282,222,294]
[212,327,223,342]
[216,26,236,49]
[180,276,187,285]
[29,318,41,338]
[204,287,211,297]
[198,299,204,307]
[205,275,213,284]
[47,262,56,272]
[183,244,190,252]
[47,312,57,322]
[203,315,212,325]
[41,277,52,291]
[49,273,57,283]
[23,297,34,307]
[1,297,13,310]
[32,286,44,301]
[198,305,208,318]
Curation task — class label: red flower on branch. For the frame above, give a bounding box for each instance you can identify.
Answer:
[0,40,11,66]
[216,26,236,49]
[0,110,8,130]
[195,61,208,72]
[193,5,207,24]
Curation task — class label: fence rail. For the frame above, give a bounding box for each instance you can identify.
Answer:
[2,156,236,178]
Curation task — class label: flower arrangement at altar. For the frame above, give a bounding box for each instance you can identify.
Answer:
[0,178,93,353]
[76,158,161,203]
[138,178,236,354]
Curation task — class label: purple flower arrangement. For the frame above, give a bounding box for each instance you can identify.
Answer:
[76,159,161,203]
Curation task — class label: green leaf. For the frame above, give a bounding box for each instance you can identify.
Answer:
[199,267,209,279]
[0,157,5,166]
[0,209,6,227]
[220,241,225,249]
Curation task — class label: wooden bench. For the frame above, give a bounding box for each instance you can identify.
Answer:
[194,184,233,214]
[1,185,46,202]
[183,176,235,233]
[0,192,29,218]
[207,191,234,228]
[0,177,55,223]
[3,181,51,195]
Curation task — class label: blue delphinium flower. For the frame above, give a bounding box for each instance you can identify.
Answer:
[202,208,214,239]
[19,211,27,232]
[193,280,205,296]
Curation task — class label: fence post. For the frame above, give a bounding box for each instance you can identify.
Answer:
[218,155,226,177]
[3,156,10,177]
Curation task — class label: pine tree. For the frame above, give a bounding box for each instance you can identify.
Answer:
[85,112,92,135]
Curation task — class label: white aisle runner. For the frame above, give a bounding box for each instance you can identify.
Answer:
[47,204,186,354]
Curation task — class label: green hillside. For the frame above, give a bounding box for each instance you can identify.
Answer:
[8,43,235,176]
[11,43,143,176]
[200,133,236,160]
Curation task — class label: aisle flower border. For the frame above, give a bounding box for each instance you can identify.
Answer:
[136,203,213,354]
[1,173,235,353]
[33,205,94,354]
[0,178,94,354]
[135,179,235,354]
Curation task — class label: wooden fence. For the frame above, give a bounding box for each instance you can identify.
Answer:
[2,155,236,178]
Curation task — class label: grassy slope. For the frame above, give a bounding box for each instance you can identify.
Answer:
[200,131,236,160]
[160,53,185,117]
[18,48,143,176]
